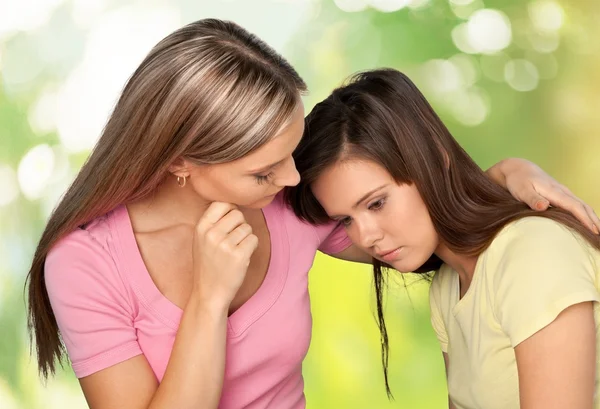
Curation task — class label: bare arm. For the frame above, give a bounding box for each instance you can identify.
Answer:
[514,302,596,409]
[80,298,229,409]
[442,353,457,409]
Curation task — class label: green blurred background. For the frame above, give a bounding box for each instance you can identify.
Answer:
[0,0,598,407]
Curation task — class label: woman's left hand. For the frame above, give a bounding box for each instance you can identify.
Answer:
[487,158,600,235]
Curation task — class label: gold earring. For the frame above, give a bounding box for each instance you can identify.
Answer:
[177,175,187,187]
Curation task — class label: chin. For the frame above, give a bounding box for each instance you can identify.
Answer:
[243,195,278,209]
[389,257,428,274]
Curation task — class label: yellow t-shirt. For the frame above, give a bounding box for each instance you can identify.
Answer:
[429,217,600,409]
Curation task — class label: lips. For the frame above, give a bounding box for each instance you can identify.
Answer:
[376,247,403,262]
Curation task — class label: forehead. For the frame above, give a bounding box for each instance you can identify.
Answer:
[312,159,393,209]
[316,159,391,186]
[236,104,305,167]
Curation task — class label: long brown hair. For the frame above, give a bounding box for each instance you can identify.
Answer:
[28,18,307,379]
[286,68,600,396]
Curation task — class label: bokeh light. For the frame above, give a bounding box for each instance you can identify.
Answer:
[528,0,564,32]
[504,59,540,92]
[466,9,512,54]
[17,144,55,200]
[0,165,19,207]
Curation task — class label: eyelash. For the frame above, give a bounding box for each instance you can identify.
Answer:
[340,197,387,226]
[255,172,275,185]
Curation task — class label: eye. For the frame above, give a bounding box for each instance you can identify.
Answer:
[368,197,386,211]
[339,217,352,226]
[254,172,275,185]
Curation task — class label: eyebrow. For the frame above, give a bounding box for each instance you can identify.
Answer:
[328,184,389,219]
[247,158,286,174]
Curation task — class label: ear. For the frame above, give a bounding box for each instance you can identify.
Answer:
[167,157,189,177]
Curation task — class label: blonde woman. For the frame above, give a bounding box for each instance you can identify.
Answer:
[28,20,599,409]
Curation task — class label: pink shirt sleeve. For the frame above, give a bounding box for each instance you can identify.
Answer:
[45,229,142,378]
[313,220,353,255]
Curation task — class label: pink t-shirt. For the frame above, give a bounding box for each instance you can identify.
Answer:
[45,192,351,409]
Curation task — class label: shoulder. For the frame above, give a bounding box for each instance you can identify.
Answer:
[45,209,127,295]
[487,216,591,266]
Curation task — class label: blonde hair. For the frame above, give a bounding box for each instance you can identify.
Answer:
[27,18,307,378]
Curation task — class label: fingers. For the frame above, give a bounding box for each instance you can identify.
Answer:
[198,205,261,249]
[584,203,600,235]
[559,187,600,233]
[197,203,242,237]
[539,186,600,235]
[226,223,253,246]
[212,208,246,235]
[527,194,550,211]
[238,233,259,257]
[199,202,238,227]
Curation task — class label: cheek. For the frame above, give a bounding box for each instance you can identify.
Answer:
[379,204,410,237]
[191,176,266,204]
[230,184,272,205]
[380,198,435,246]
[414,211,438,249]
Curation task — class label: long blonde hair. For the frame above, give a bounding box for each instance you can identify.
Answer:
[27,18,307,378]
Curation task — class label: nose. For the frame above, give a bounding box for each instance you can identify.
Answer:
[275,156,301,187]
[355,217,384,249]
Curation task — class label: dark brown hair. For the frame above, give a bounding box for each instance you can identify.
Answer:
[27,18,307,379]
[286,68,600,396]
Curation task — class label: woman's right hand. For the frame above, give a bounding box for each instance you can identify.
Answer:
[192,202,259,308]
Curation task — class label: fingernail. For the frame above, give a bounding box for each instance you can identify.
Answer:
[593,224,599,235]
[535,200,548,210]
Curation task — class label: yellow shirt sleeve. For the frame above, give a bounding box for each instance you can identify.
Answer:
[491,217,599,347]
[430,270,449,353]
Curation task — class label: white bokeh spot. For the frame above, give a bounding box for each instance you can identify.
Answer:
[504,59,540,92]
[28,86,59,135]
[333,0,367,12]
[0,165,20,207]
[448,86,490,126]
[466,9,512,54]
[0,0,64,40]
[369,0,411,12]
[17,144,55,200]
[528,0,564,32]
[422,59,463,94]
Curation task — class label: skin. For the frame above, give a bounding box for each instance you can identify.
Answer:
[312,158,596,409]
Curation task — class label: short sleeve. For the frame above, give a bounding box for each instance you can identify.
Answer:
[492,218,599,347]
[429,273,449,352]
[313,221,353,255]
[45,229,142,378]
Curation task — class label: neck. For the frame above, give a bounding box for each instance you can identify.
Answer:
[435,243,478,296]
[128,175,211,231]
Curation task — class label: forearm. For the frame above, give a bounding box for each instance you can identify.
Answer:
[149,294,229,409]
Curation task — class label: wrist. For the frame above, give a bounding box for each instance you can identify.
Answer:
[187,291,230,318]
